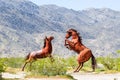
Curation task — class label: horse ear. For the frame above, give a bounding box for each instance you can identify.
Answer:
[66,31,69,33]
[44,36,47,41]
[44,36,48,39]
[45,36,49,41]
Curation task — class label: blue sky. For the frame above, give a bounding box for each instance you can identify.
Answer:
[29,0,120,11]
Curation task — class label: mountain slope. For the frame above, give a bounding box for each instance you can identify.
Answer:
[0,0,120,57]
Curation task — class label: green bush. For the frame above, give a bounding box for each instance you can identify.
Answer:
[4,57,24,68]
[97,57,120,71]
[65,56,77,69]
[27,57,67,76]
[2,54,120,76]
[114,58,120,71]
[0,58,7,72]
[117,50,120,54]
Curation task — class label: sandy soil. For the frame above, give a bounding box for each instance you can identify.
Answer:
[1,72,69,80]
[70,72,120,80]
[2,71,120,80]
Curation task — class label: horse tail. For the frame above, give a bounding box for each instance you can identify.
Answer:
[25,53,30,60]
[91,53,97,71]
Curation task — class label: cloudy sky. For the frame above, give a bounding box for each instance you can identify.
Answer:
[29,0,120,11]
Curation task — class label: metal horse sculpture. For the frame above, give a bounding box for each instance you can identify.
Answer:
[65,29,96,72]
[22,36,54,71]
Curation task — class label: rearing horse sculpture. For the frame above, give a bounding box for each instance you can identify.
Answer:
[65,29,96,72]
[22,36,54,71]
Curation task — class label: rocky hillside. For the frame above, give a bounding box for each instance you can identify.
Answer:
[0,0,120,57]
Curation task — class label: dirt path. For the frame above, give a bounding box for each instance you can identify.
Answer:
[2,71,120,80]
[70,72,120,80]
[1,72,69,80]
[2,72,26,79]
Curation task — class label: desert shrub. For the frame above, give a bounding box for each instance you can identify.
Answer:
[113,58,120,71]
[117,50,120,54]
[65,56,77,69]
[97,57,115,70]
[0,58,7,72]
[27,57,67,76]
[97,57,120,71]
[4,57,24,68]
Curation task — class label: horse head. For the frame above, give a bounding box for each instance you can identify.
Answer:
[65,30,72,39]
[65,28,78,39]
[47,36,54,41]
[65,28,82,46]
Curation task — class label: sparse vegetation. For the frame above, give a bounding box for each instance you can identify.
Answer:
[97,57,120,72]
[1,54,120,79]
[1,56,120,73]
[0,58,6,73]
[26,57,67,76]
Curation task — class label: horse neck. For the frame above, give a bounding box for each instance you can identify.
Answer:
[45,41,52,52]
[72,34,82,43]
[76,34,82,45]
[76,37,86,49]
[72,35,78,39]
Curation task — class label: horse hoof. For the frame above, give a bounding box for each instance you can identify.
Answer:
[73,71,78,73]
[92,70,95,72]
[22,69,24,71]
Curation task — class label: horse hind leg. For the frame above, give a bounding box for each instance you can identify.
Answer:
[76,62,84,72]
[22,55,33,71]
[29,58,36,71]
[22,58,34,71]
[22,62,28,71]
[29,61,33,71]
[22,58,31,71]
[74,63,82,72]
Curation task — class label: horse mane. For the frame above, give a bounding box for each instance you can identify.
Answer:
[69,28,77,32]
[77,33,82,44]
[43,37,46,48]
[70,28,82,43]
